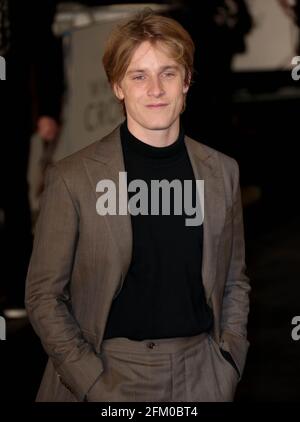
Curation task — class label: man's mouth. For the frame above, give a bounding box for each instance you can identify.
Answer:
[146,103,168,108]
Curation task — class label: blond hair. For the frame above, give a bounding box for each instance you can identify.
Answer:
[102,9,195,88]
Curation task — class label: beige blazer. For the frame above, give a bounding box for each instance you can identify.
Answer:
[25,125,250,402]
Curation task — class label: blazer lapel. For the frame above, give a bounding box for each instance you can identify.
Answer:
[185,136,226,300]
[83,126,133,279]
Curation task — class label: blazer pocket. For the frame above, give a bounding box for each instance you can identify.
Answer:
[219,348,240,378]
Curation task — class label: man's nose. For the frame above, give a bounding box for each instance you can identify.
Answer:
[147,76,164,97]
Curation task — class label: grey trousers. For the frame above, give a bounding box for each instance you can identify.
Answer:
[93,333,239,402]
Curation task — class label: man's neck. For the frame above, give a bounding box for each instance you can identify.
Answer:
[127,119,180,148]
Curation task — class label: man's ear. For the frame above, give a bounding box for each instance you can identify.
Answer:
[183,84,189,95]
[113,83,124,100]
[183,71,191,94]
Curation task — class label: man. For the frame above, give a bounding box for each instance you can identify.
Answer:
[25,10,250,402]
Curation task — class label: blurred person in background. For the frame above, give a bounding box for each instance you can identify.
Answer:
[0,0,63,318]
[278,0,300,52]
[176,0,252,156]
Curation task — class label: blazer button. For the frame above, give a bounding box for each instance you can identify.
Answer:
[147,342,156,349]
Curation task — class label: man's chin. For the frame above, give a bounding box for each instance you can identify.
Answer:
[142,119,174,131]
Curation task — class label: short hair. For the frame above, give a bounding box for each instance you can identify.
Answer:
[102,9,195,88]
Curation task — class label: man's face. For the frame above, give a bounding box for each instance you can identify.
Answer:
[113,41,190,138]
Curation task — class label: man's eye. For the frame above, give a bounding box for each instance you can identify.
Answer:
[133,75,145,80]
[162,72,175,78]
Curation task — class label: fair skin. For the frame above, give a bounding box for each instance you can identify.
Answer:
[37,116,60,142]
[113,41,190,147]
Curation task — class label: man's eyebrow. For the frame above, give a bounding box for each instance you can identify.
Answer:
[160,65,180,72]
[126,65,180,75]
[126,69,146,75]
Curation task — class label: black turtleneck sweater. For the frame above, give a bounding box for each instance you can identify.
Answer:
[103,122,213,340]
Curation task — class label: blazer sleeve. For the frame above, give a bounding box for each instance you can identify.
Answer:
[220,159,251,379]
[25,163,104,401]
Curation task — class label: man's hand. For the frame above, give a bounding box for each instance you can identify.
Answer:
[37,116,60,142]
